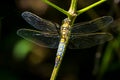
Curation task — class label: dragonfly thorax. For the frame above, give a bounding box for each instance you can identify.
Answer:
[60,18,71,42]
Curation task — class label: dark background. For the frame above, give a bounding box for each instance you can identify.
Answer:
[0,0,120,80]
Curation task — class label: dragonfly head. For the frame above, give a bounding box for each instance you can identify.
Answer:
[62,18,71,24]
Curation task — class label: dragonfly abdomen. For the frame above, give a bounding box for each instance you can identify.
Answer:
[55,42,66,67]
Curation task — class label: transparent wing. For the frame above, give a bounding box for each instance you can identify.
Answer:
[17,29,113,49]
[68,33,113,49]
[22,11,59,32]
[71,16,113,33]
[17,29,60,48]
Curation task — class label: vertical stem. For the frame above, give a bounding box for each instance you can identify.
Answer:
[68,0,78,26]
[50,65,59,80]
[68,0,78,14]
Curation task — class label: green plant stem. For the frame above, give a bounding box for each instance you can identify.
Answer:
[68,0,77,15]
[50,66,59,80]
[77,0,106,15]
[68,0,77,25]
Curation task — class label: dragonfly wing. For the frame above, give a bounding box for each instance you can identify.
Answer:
[68,33,113,49]
[17,29,60,48]
[71,16,113,33]
[22,11,60,32]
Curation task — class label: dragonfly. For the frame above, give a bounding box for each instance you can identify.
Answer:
[17,11,113,67]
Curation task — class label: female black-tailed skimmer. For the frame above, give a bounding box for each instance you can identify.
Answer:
[17,11,113,67]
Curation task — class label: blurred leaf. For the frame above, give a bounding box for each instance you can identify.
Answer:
[97,41,113,79]
[13,39,33,61]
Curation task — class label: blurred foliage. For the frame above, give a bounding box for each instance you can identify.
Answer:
[0,0,120,80]
[13,40,33,61]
